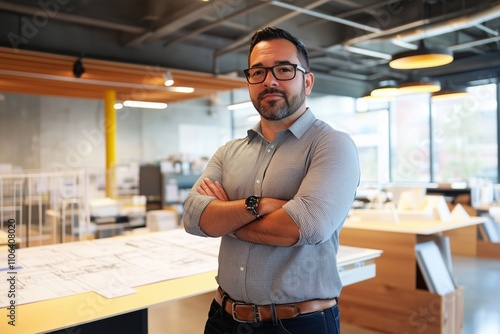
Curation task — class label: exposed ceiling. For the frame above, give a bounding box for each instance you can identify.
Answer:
[1,0,500,102]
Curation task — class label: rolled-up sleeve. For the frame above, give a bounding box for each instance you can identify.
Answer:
[283,130,360,246]
[183,146,225,237]
[183,192,214,237]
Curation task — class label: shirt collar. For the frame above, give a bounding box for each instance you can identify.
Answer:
[247,108,316,141]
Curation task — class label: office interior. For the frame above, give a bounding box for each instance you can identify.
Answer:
[1,1,500,333]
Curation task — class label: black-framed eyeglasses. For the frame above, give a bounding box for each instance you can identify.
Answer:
[243,64,307,84]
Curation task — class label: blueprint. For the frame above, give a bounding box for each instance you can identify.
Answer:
[0,229,221,307]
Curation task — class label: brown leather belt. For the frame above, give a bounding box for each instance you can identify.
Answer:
[215,287,337,323]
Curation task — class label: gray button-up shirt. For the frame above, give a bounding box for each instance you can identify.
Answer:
[183,108,360,304]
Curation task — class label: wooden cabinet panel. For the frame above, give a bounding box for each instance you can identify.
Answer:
[341,228,417,290]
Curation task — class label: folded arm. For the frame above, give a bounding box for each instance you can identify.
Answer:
[233,207,299,246]
[197,178,299,246]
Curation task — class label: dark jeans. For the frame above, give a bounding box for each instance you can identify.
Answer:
[204,299,341,334]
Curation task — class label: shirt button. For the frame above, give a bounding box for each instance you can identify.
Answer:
[240,267,245,271]
[256,180,261,184]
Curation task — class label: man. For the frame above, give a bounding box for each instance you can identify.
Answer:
[183,26,360,333]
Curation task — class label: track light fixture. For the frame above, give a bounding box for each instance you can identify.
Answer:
[73,57,85,78]
[164,69,174,86]
[123,100,167,109]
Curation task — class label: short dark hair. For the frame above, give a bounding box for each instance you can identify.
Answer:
[248,26,310,71]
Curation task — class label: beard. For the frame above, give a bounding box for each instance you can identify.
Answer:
[252,85,306,121]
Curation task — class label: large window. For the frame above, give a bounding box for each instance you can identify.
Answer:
[431,84,498,183]
[309,96,390,183]
[229,84,498,184]
[390,94,432,182]
[231,107,259,139]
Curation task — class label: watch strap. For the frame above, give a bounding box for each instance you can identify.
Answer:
[248,207,262,219]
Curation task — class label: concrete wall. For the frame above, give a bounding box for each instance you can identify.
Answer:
[0,92,232,172]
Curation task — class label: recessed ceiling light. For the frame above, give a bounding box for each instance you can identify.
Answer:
[123,100,167,109]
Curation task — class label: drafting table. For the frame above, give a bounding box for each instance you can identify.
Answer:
[0,229,381,334]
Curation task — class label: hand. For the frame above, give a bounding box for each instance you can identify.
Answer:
[197,178,229,201]
[259,198,287,216]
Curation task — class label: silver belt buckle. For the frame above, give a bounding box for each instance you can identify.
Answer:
[231,302,261,323]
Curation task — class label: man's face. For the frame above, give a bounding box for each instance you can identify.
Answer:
[247,39,314,121]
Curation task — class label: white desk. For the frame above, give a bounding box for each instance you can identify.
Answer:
[345,216,485,235]
[0,229,381,334]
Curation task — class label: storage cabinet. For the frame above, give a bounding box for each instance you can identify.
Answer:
[339,222,478,334]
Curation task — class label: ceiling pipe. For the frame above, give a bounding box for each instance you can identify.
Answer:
[449,35,500,51]
[342,4,500,60]
[339,19,428,53]
[343,45,392,60]
[163,1,269,47]
[389,4,500,43]
[475,23,499,36]
[269,0,381,33]
[127,3,216,46]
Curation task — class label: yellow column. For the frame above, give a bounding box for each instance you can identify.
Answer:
[104,90,117,198]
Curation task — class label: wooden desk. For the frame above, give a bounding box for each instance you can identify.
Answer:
[471,204,500,258]
[0,230,381,334]
[339,217,485,334]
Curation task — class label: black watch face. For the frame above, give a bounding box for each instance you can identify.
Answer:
[246,196,259,208]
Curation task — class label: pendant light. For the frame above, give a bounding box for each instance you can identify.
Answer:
[432,89,468,100]
[389,1,453,70]
[360,91,394,101]
[389,41,453,70]
[398,80,441,94]
[370,80,400,97]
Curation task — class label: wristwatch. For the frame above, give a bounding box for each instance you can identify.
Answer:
[245,195,262,219]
